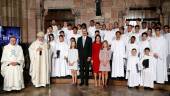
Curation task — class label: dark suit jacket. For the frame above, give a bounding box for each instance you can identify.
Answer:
[77,36,92,64]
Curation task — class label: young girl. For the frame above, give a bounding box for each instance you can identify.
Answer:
[91,35,102,87]
[127,48,141,88]
[68,40,79,85]
[99,40,112,87]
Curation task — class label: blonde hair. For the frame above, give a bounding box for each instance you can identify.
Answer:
[101,40,109,50]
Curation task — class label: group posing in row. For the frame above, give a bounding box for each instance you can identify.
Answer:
[1,19,170,91]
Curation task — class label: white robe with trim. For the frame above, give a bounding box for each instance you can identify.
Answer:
[1,44,24,91]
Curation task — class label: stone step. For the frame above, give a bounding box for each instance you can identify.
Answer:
[51,78,170,91]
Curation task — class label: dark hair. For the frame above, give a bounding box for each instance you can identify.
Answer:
[67,23,72,27]
[90,20,95,23]
[94,35,101,43]
[70,37,76,42]
[73,26,78,30]
[155,27,161,31]
[142,32,148,37]
[142,22,147,24]
[95,30,100,33]
[144,47,150,51]
[135,25,140,28]
[81,23,87,29]
[116,31,121,35]
[48,34,54,42]
[59,31,65,34]
[9,36,17,40]
[164,25,169,29]
[132,48,137,51]
[59,35,64,38]
[131,36,136,40]
[48,25,53,28]
[136,18,141,21]
[70,40,77,49]
[95,22,100,25]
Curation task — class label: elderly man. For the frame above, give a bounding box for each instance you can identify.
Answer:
[1,36,24,91]
[29,32,50,87]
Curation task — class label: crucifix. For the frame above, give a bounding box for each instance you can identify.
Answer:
[96,0,102,16]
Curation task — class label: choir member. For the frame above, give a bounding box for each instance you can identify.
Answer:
[127,48,140,88]
[111,31,126,78]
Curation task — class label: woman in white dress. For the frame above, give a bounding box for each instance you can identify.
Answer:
[68,40,79,85]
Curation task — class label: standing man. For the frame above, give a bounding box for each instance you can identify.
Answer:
[1,36,24,91]
[150,27,168,84]
[29,32,50,87]
[77,28,92,86]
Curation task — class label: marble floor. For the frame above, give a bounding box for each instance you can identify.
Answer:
[0,84,170,96]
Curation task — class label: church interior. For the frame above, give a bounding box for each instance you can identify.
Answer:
[0,0,170,96]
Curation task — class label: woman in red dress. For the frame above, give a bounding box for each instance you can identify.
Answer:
[91,35,102,86]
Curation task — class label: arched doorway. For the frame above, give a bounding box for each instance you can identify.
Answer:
[44,9,75,31]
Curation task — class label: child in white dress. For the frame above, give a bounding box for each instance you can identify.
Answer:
[68,40,79,85]
[127,48,141,88]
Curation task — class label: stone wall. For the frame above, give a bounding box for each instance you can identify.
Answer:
[0,0,170,43]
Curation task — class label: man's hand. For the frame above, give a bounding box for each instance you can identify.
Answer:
[87,57,91,62]
[36,48,43,51]
[10,62,17,66]
[91,60,93,64]
[153,53,158,59]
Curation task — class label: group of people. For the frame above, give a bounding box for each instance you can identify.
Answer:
[1,19,170,91]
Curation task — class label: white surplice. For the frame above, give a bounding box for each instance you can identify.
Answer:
[88,26,96,38]
[104,30,114,45]
[150,36,168,83]
[1,44,24,91]
[111,39,126,77]
[165,33,170,68]
[140,55,155,88]
[29,40,50,87]
[127,55,140,87]
[51,41,70,77]
[139,40,150,58]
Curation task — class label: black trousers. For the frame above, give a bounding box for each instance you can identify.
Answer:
[79,59,90,84]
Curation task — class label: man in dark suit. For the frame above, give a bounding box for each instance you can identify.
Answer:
[77,28,92,86]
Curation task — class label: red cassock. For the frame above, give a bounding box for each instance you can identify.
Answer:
[92,42,102,73]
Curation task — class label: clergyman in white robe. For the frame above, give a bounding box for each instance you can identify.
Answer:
[29,32,50,87]
[1,37,24,91]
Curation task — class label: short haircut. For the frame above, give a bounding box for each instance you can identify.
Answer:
[95,30,100,33]
[96,22,100,25]
[132,48,137,51]
[9,36,17,40]
[116,31,121,35]
[135,25,140,28]
[59,31,65,34]
[155,27,161,31]
[144,47,150,51]
[73,26,78,30]
[142,32,148,37]
[90,20,95,23]
[59,35,64,38]
[131,36,136,40]
[48,25,53,28]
